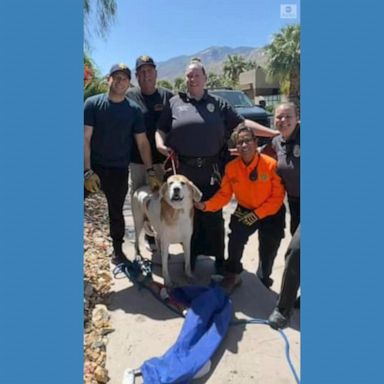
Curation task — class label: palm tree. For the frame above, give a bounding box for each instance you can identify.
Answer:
[223,55,248,85]
[265,24,300,104]
[174,77,186,92]
[244,60,257,71]
[84,0,117,48]
[84,53,108,100]
[206,73,223,89]
[157,80,173,91]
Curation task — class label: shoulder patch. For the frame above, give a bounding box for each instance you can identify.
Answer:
[259,173,269,181]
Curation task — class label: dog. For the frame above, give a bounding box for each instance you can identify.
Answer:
[132,174,202,286]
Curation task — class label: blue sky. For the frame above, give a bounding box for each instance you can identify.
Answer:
[87,0,300,76]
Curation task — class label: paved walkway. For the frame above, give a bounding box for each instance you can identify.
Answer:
[105,199,300,383]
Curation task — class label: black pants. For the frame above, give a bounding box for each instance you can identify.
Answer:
[173,161,224,266]
[288,196,300,235]
[277,225,300,314]
[226,204,285,277]
[191,209,225,267]
[93,165,129,248]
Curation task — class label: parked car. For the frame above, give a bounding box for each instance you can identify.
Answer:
[209,89,275,154]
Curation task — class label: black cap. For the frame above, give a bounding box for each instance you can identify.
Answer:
[135,55,156,70]
[109,63,131,79]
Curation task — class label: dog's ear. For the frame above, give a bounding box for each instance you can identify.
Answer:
[188,181,203,202]
[159,182,168,198]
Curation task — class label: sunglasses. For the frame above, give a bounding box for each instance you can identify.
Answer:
[236,137,255,146]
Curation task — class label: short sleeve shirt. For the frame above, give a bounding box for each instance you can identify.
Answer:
[127,87,173,164]
[84,93,145,168]
[272,125,300,197]
[157,90,244,157]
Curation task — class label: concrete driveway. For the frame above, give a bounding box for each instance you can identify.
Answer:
[105,199,300,383]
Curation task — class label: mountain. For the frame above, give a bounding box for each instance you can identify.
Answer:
[156,46,268,81]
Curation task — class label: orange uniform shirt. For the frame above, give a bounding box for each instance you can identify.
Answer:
[204,154,286,219]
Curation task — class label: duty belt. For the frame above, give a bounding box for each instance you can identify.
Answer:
[178,155,219,168]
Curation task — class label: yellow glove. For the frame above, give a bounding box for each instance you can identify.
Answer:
[146,168,162,191]
[233,206,248,220]
[84,169,100,193]
[240,211,258,226]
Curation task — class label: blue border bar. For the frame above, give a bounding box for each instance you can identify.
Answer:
[0,1,83,383]
[302,1,384,382]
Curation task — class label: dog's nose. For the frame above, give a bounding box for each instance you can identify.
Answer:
[173,186,180,195]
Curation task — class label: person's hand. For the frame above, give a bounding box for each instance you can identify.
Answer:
[194,201,206,210]
[147,168,162,191]
[157,145,171,157]
[240,211,258,226]
[84,169,100,193]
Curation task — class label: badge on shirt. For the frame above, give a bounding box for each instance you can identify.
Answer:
[207,103,215,112]
[259,173,269,181]
[293,144,300,158]
[154,104,163,112]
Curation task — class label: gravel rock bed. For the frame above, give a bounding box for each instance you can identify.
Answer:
[83,193,114,384]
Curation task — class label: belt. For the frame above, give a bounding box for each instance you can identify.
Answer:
[178,155,219,168]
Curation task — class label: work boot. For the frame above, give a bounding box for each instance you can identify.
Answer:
[112,241,127,265]
[268,307,290,330]
[220,273,242,295]
[259,276,274,289]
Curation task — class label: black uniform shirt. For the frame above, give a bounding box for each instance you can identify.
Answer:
[157,90,243,157]
[127,87,173,164]
[272,125,300,198]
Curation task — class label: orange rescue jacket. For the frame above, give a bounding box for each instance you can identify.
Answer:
[204,154,285,219]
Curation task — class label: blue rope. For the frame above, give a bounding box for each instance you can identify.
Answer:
[231,318,300,384]
[278,327,300,384]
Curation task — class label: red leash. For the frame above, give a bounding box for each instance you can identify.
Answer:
[163,150,178,175]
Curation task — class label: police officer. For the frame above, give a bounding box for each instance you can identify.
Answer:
[272,102,300,235]
[269,225,300,329]
[127,55,173,252]
[84,63,161,265]
[156,58,279,274]
[268,102,301,329]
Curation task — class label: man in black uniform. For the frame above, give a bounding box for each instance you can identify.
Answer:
[84,63,161,265]
[156,58,279,275]
[127,55,173,251]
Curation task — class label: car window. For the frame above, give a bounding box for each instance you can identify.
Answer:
[210,90,254,108]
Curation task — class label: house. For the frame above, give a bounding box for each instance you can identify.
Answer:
[239,66,282,107]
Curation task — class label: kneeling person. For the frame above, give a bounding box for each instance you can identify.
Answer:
[195,124,286,294]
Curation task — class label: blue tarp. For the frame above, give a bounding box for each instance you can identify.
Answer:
[140,285,233,384]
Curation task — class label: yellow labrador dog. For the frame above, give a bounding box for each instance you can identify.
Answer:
[132,175,202,286]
